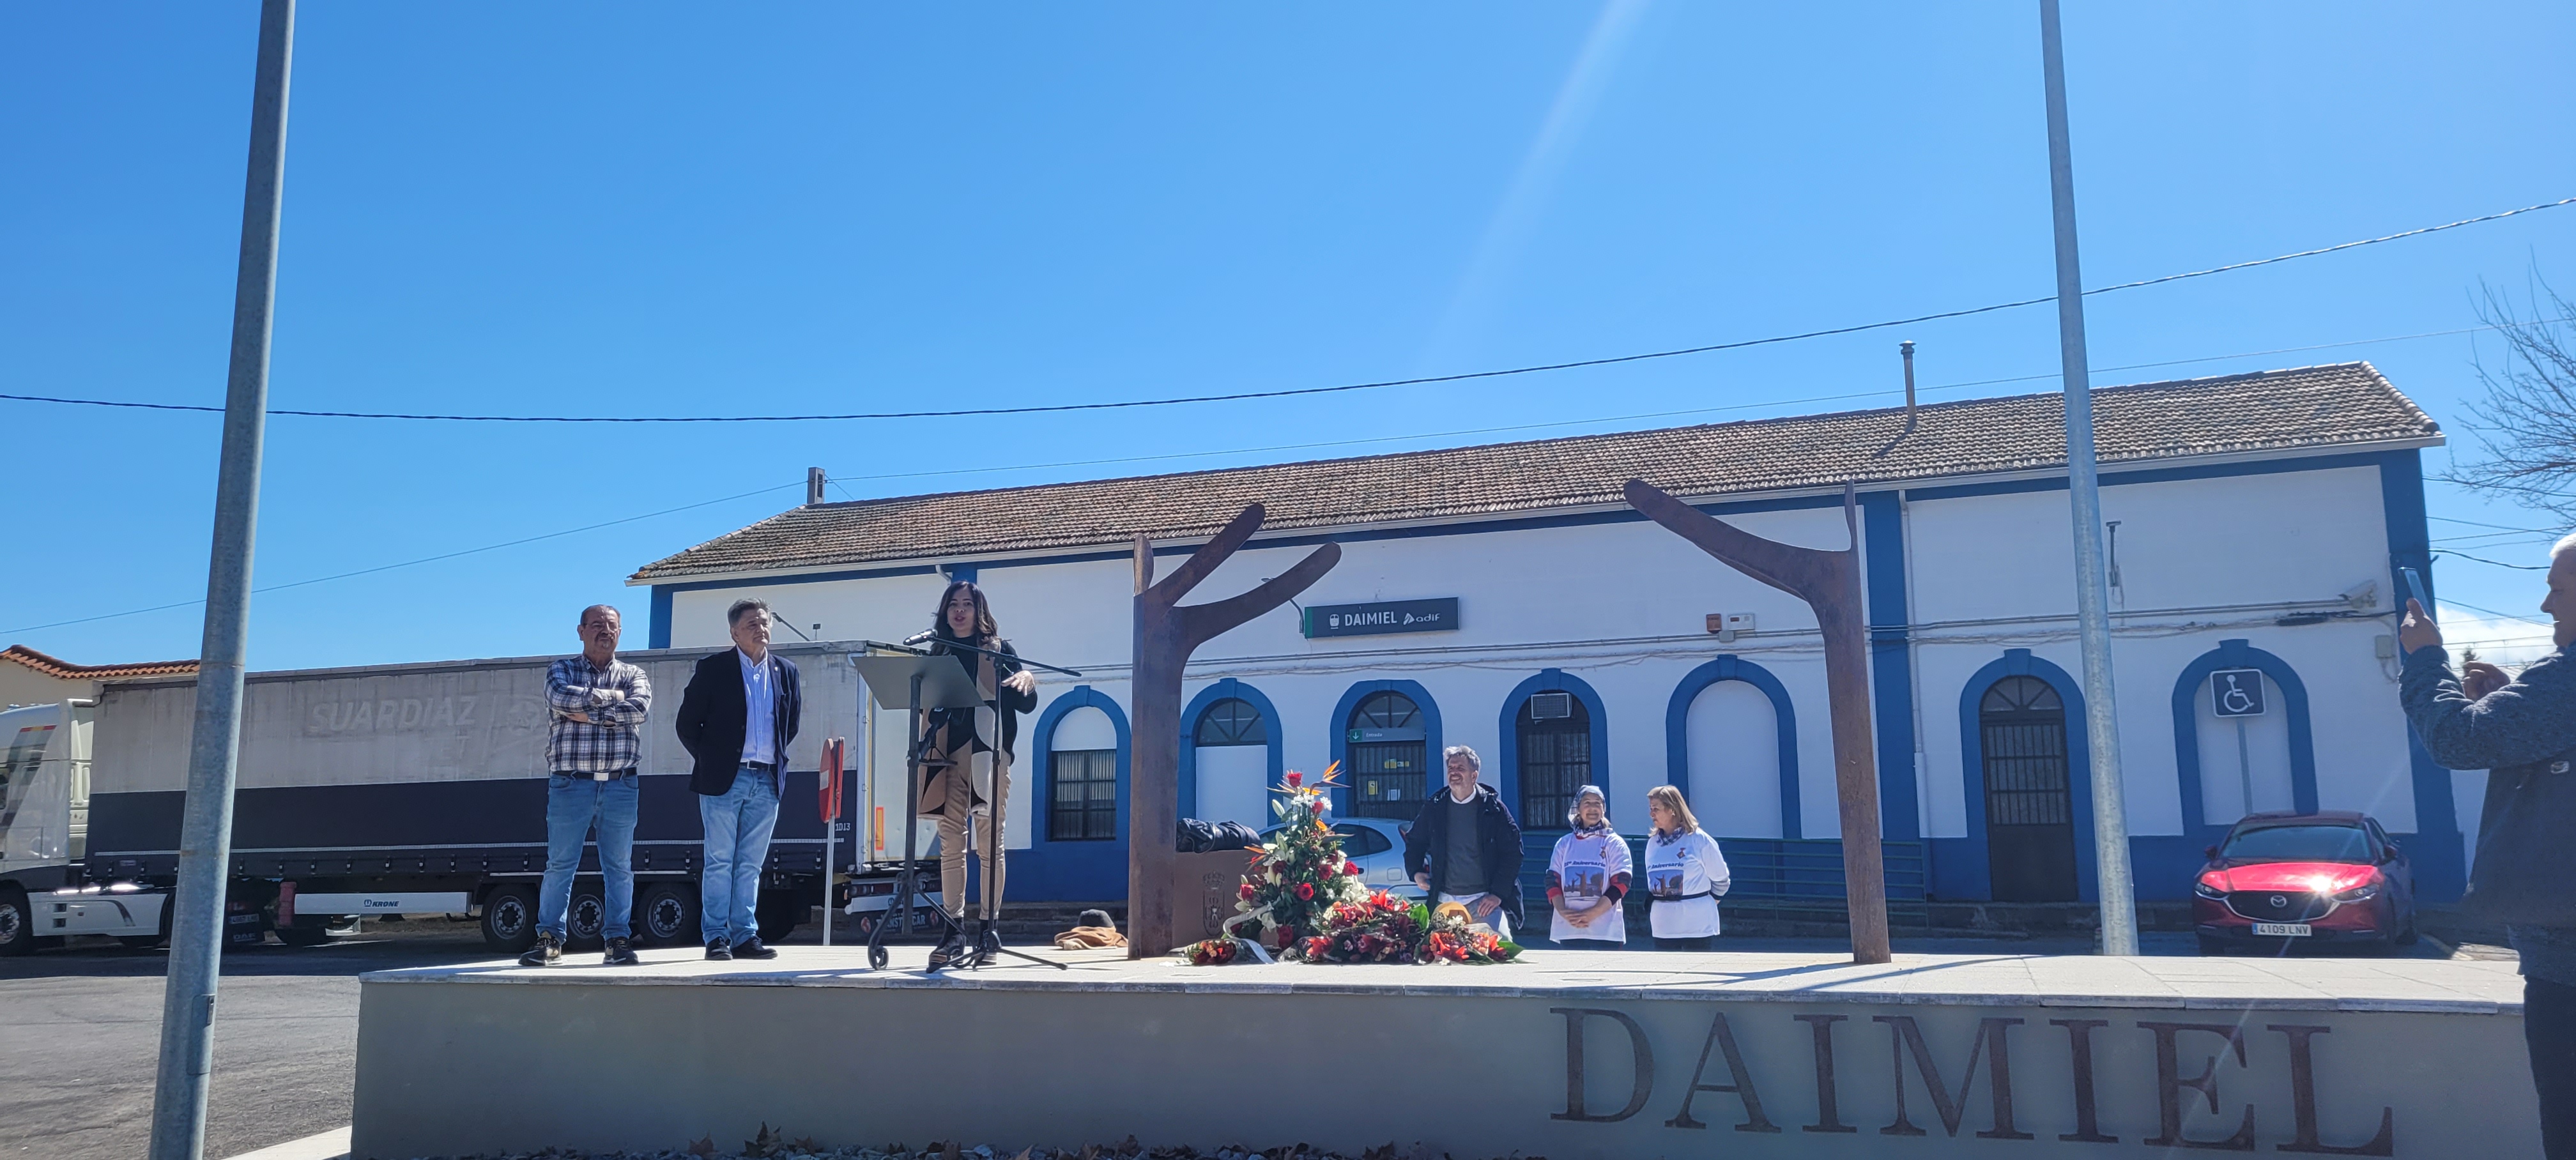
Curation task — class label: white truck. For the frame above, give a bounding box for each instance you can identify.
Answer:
[0,642,932,956]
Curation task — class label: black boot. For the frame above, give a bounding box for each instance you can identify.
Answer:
[518,931,562,967]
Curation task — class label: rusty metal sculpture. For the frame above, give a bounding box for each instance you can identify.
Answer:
[1128,505,1341,958]
[1623,478,1891,965]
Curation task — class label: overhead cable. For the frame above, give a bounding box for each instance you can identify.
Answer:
[0,482,799,635]
[4,195,2568,425]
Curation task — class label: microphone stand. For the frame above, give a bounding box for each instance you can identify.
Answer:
[862,637,1077,972]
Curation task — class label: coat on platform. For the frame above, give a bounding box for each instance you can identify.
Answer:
[1400,782,1525,926]
[673,648,803,797]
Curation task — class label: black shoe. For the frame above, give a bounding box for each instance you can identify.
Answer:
[927,935,963,972]
[602,936,638,966]
[518,931,562,967]
[730,936,779,961]
[705,938,733,961]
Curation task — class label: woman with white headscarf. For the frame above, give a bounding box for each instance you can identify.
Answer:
[1545,784,1631,949]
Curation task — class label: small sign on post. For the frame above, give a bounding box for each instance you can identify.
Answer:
[2212,669,2267,717]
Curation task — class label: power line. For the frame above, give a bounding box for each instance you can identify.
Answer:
[2435,549,2550,570]
[2440,597,2554,627]
[2,482,799,636]
[19,304,2575,636]
[816,318,2576,489]
[6,195,2569,426]
[2429,515,2567,535]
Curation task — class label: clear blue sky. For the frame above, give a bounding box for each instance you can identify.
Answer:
[6,3,2572,671]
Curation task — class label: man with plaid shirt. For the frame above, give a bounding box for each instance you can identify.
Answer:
[523,604,654,967]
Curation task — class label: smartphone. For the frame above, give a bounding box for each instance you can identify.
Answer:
[2400,566,2433,622]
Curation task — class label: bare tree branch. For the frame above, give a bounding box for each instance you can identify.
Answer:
[2437,271,2576,524]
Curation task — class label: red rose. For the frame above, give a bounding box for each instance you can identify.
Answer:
[1239,882,1257,900]
[1344,861,1362,876]
[1296,882,1316,901]
[1285,771,1303,787]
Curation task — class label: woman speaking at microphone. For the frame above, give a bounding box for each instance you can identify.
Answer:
[917,581,1039,947]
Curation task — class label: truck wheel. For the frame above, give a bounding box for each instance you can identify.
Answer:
[480,884,539,952]
[565,885,608,951]
[277,917,332,948]
[634,882,698,947]
[755,892,802,944]
[0,887,31,956]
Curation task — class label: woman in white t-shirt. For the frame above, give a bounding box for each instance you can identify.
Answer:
[1545,784,1631,949]
[1643,784,1729,950]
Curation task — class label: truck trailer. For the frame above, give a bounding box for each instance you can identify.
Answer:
[0,641,931,955]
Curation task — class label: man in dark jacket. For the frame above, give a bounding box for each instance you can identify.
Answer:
[2400,534,2576,1158]
[675,599,803,961]
[1404,745,1524,937]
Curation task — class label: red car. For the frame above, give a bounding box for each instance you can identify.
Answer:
[2192,811,2418,954]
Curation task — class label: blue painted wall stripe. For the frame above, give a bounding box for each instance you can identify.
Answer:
[1860,491,1920,842]
[2378,448,2465,903]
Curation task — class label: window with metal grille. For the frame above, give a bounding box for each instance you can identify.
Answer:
[1192,698,1266,747]
[1048,749,1118,841]
[1980,676,2069,827]
[1346,691,1425,819]
[1517,693,1592,830]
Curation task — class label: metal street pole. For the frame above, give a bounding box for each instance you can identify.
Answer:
[148,3,295,1157]
[2037,0,2139,956]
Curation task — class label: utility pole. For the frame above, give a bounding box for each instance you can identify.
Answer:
[149,3,295,1157]
[2037,0,2139,956]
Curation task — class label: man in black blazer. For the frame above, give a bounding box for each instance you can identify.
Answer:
[675,599,803,961]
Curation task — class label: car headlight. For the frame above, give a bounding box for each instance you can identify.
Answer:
[2193,880,2227,901]
[2333,883,2380,903]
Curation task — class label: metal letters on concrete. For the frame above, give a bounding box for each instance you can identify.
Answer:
[1623,478,1890,965]
[1128,504,1339,958]
[350,949,2521,1157]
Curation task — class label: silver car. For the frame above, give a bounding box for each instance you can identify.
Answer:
[1263,818,1425,901]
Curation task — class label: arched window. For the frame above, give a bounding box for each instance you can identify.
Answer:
[1193,698,1267,747]
[1191,697,1269,827]
[1515,692,1591,830]
[1048,705,1119,842]
[1346,691,1425,818]
[1978,676,2076,902]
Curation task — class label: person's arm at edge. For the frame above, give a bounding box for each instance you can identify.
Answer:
[778,658,802,750]
[2403,639,2576,770]
[672,659,712,765]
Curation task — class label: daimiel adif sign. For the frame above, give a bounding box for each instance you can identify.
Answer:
[1302,597,1459,639]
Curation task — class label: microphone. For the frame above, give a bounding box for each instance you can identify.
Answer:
[900,629,939,646]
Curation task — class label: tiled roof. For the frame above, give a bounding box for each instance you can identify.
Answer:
[2,645,199,681]
[632,362,2437,581]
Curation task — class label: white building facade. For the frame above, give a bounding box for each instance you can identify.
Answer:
[630,363,2463,908]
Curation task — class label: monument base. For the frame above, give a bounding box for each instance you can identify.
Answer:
[352,947,2532,1159]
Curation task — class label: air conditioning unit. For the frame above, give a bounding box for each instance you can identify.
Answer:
[1706,612,1756,643]
[1529,692,1574,721]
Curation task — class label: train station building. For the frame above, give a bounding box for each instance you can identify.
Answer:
[628,362,2461,910]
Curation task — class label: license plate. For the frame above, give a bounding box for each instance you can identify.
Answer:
[2253,922,2312,937]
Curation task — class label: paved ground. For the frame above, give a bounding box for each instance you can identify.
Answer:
[0,917,2483,1160]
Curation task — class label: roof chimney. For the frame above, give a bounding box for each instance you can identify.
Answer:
[1899,340,1918,438]
[806,467,827,506]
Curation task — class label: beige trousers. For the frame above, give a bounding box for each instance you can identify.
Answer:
[935,748,1008,918]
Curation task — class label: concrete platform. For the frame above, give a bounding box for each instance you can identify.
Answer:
[351,947,2536,1159]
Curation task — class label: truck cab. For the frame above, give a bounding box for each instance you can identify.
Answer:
[1,700,170,954]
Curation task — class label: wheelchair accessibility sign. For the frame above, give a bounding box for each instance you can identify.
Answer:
[2212,668,2267,717]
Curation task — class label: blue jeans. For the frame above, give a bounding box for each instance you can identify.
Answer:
[699,765,781,947]
[540,774,638,942]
